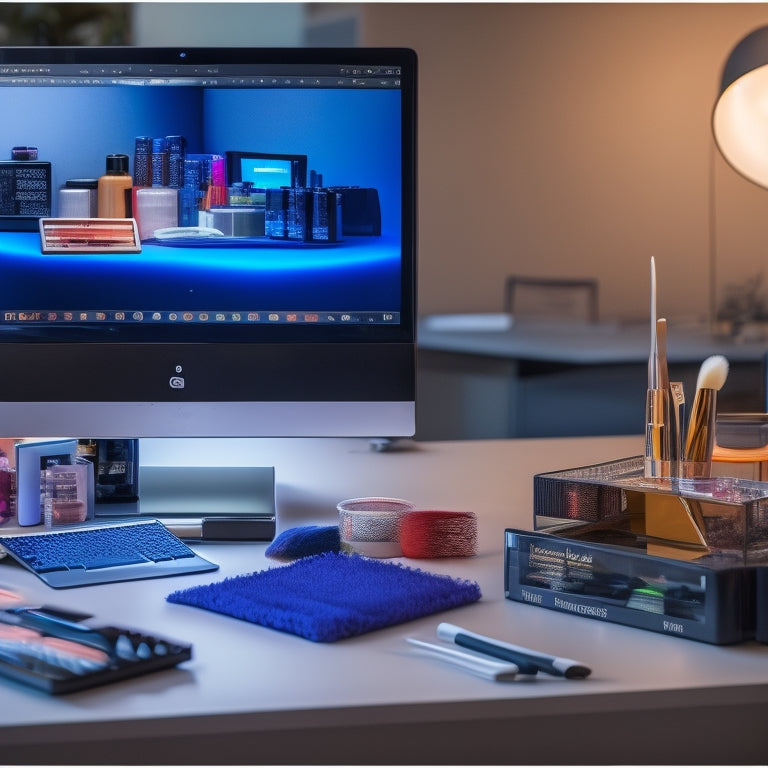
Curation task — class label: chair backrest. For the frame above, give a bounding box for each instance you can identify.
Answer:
[504,276,599,322]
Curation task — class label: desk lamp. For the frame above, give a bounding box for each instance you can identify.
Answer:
[713,25,768,189]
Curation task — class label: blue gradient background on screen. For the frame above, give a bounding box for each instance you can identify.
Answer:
[0,84,402,313]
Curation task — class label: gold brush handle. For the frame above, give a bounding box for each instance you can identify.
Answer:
[644,388,671,477]
[683,388,716,469]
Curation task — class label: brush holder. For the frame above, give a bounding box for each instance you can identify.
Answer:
[502,455,768,644]
[678,460,713,480]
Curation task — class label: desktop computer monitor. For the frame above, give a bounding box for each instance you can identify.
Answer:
[0,46,417,439]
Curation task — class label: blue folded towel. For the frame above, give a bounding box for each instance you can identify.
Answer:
[167,552,481,642]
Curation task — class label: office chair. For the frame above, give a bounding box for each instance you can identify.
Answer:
[504,276,599,322]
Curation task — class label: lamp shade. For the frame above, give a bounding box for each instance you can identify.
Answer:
[713,26,768,189]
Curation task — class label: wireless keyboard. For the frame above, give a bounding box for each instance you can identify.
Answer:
[0,519,219,588]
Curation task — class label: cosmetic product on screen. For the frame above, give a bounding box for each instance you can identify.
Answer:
[0,148,51,219]
[135,187,179,240]
[97,154,133,218]
[133,136,152,187]
[166,135,186,188]
[11,146,37,161]
[178,159,203,226]
[57,178,98,218]
[151,137,169,187]
[644,257,671,478]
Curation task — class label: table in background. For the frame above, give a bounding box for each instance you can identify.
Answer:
[417,318,766,440]
[0,435,767,765]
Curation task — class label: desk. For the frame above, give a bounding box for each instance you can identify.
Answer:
[1,435,767,765]
[417,318,767,440]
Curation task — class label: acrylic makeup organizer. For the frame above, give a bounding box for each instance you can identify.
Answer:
[504,456,768,644]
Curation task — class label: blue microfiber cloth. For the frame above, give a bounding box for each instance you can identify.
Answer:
[166,552,481,642]
[264,524,341,561]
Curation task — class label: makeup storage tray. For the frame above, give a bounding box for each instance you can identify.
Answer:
[0,608,193,694]
[504,456,768,644]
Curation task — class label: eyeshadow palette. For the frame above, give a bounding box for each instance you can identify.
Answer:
[0,606,192,694]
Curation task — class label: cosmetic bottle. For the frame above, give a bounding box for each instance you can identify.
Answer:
[151,138,169,187]
[97,154,133,218]
[166,135,186,188]
[133,136,152,188]
[58,178,98,218]
[135,187,179,240]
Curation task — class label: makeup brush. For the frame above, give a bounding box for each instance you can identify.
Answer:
[683,355,729,477]
[669,380,686,474]
[644,258,671,478]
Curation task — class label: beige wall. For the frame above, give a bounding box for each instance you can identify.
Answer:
[359,3,768,324]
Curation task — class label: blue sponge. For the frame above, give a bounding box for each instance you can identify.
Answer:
[167,552,481,642]
[265,525,341,561]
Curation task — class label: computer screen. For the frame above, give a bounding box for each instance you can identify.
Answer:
[0,46,417,438]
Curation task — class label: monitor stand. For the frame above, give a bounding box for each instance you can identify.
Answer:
[91,443,276,542]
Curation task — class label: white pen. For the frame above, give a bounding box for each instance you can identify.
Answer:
[436,623,591,679]
[405,637,518,682]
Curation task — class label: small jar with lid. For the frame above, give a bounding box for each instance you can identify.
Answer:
[58,178,99,218]
[97,154,133,218]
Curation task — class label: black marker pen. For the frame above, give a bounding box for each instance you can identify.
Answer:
[436,622,592,679]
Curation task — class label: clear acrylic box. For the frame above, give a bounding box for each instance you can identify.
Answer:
[532,456,768,566]
[502,456,768,643]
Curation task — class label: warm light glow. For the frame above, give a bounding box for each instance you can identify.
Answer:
[713,63,768,188]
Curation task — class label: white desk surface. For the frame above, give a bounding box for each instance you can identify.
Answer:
[418,316,768,364]
[1,435,767,764]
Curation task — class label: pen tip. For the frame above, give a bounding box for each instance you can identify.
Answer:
[564,664,592,679]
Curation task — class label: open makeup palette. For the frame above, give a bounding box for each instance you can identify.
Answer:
[0,605,192,694]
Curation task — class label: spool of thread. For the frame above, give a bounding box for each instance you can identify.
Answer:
[400,510,478,559]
